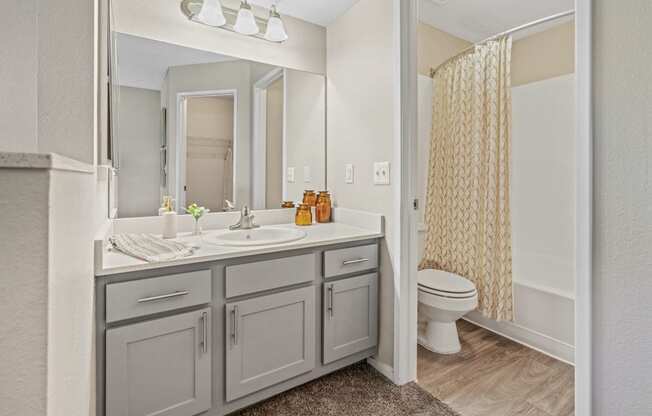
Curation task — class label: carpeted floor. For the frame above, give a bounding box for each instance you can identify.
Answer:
[232,362,461,416]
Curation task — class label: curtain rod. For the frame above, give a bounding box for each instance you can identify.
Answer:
[430,9,575,78]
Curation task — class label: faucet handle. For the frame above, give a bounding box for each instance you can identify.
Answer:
[241,205,250,216]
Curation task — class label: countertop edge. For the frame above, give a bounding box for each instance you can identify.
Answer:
[95,232,384,277]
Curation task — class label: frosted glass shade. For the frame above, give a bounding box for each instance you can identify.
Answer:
[192,0,226,27]
[234,3,259,35]
[264,15,288,42]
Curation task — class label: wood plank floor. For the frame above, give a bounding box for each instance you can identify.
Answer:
[417,320,574,416]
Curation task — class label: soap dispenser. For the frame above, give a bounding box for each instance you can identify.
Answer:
[160,196,178,239]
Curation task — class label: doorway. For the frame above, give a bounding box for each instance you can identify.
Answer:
[177,90,237,212]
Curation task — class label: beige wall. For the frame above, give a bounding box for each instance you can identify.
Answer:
[327,0,396,368]
[512,21,575,87]
[417,23,470,77]
[285,69,326,201]
[593,1,652,413]
[112,0,326,75]
[418,21,575,86]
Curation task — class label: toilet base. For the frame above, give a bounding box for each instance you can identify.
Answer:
[418,321,461,355]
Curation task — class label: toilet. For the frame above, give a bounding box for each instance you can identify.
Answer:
[418,269,478,354]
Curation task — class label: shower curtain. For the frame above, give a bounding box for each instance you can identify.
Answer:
[420,35,513,321]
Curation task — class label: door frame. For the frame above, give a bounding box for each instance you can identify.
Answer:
[176,89,238,211]
[394,1,593,415]
[252,67,285,209]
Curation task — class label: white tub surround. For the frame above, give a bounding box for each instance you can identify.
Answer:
[95,208,383,276]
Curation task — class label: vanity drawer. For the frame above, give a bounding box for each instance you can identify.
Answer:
[323,243,378,278]
[226,253,315,298]
[106,270,211,323]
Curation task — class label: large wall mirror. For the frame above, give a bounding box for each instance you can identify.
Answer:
[109,32,326,218]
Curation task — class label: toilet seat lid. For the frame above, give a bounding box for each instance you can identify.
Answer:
[418,269,476,294]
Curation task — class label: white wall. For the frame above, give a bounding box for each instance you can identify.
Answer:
[285,69,326,201]
[112,0,326,75]
[327,0,397,368]
[416,73,576,361]
[593,1,652,413]
[116,86,162,217]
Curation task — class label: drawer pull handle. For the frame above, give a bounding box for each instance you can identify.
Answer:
[200,311,208,353]
[342,258,369,266]
[137,290,189,303]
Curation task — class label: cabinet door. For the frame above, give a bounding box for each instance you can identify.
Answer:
[225,286,315,402]
[106,308,211,416]
[323,273,378,364]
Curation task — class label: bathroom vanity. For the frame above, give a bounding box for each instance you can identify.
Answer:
[94,212,383,416]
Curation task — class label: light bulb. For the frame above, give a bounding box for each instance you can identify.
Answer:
[264,6,288,42]
[192,0,226,27]
[233,1,259,35]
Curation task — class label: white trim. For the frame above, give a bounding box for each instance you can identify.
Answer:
[366,357,394,381]
[462,315,575,365]
[575,0,592,414]
[393,0,419,386]
[252,68,284,209]
[281,69,288,201]
[175,89,238,211]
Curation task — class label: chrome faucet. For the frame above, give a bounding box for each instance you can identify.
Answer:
[229,205,259,230]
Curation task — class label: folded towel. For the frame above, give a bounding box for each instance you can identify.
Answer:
[109,233,195,262]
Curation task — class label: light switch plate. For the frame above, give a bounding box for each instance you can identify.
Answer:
[374,162,390,185]
[303,166,311,183]
[287,167,295,183]
[345,164,354,184]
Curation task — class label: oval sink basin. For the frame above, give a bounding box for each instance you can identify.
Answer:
[210,227,307,247]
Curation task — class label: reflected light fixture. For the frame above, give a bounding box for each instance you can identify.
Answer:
[233,1,260,35]
[192,0,226,27]
[264,5,288,42]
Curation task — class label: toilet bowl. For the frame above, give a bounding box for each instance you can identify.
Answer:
[417,269,478,354]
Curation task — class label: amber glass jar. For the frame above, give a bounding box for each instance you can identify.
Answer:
[295,204,313,226]
[316,191,332,223]
[302,190,317,207]
[281,201,295,208]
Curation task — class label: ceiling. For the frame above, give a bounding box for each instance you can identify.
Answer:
[419,0,574,42]
[115,33,236,90]
[248,0,360,27]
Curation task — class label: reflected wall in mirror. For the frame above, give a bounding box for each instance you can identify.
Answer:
[110,32,326,218]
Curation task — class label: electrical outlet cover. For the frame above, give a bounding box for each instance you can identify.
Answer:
[287,167,295,183]
[304,166,311,183]
[374,162,390,185]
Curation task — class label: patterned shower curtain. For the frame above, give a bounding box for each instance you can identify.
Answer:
[420,35,513,321]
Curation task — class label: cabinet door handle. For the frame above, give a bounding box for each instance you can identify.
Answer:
[342,258,369,266]
[231,306,239,346]
[327,285,334,318]
[137,290,189,303]
[200,311,208,353]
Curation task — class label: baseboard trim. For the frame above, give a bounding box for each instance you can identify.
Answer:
[463,314,575,365]
[367,357,395,383]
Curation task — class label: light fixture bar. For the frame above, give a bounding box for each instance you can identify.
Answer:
[180,0,287,43]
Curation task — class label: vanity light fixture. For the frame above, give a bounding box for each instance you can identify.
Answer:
[233,1,260,35]
[264,5,288,42]
[192,0,226,27]
[181,0,287,43]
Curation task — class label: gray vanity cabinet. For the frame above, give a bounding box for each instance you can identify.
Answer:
[323,273,378,364]
[225,286,316,402]
[105,308,212,416]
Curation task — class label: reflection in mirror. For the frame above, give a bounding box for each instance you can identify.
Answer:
[110,32,326,218]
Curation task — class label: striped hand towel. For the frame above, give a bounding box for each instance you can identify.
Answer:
[109,234,195,262]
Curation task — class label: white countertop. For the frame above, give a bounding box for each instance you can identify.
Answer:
[96,216,383,277]
[0,151,94,172]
